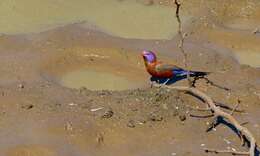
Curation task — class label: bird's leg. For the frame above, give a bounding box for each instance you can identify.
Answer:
[163,78,171,85]
[150,80,157,88]
[150,81,155,88]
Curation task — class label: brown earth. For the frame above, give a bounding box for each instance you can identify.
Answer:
[0,1,260,156]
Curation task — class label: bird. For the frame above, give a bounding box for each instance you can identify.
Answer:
[141,50,209,85]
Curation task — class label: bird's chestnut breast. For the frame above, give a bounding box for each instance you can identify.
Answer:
[146,63,173,78]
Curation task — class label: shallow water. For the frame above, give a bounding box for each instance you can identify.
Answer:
[234,50,260,67]
[0,0,190,39]
[225,19,260,67]
[0,0,259,73]
[61,69,139,91]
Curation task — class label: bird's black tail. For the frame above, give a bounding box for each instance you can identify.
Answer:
[190,71,210,77]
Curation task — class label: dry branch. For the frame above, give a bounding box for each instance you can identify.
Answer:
[204,148,250,155]
[154,84,257,156]
[192,76,231,91]
[190,113,214,118]
[173,0,192,86]
[170,1,257,155]
[215,102,245,113]
[188,104,244,113]
[231,102,240,115]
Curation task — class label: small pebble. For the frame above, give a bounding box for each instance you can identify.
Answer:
[21,104,34,110]
[18,84,24,89]
[65,122,73,131]
[179,115,186,121]
[131,107,138,112]
[149,113,163,121]
[102,108,114,118]
[127,120,135,128]
[96,133,104,144]
[223,138,231,144]
[68,102,77,106]
[90,107,104,112]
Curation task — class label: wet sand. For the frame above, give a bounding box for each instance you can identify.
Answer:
[0,0,260,156]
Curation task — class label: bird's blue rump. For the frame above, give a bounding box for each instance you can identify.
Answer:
[173,69,209,77]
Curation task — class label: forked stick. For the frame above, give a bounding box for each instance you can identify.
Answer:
[154,84,257,156]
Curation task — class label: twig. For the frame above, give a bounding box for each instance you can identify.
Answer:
[215,102,245,113]
[204,148,249,155]
[241,121,249,126]
[190,113,214,118]
[174,0,192,87]
[231,101,240,115]
[192,76,231,91]
[206,116,219,132]
[188,105,244,113]
[153,84,257,156]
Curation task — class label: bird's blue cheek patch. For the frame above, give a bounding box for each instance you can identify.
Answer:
[146,55,155,63]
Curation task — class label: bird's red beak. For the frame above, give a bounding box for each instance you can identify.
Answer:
[141,52,146,60]
[141,50,149,56]
[141,51,145,58]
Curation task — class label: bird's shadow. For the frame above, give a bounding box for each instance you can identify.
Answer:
[150,75,187,85]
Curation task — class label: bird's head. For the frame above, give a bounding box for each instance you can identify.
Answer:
[141,50,157,63]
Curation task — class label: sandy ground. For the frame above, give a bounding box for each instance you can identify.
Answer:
[0,0,260,156]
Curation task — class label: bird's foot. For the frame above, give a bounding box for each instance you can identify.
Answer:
[150,81,156,88]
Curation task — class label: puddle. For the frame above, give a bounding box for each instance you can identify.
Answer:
[45,47,149,91]
[61,69,140,91]
[203,25,260,68]
[0,0,190,39]
[234,50,260,67]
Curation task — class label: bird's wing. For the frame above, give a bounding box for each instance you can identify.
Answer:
[155,63,182,72]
